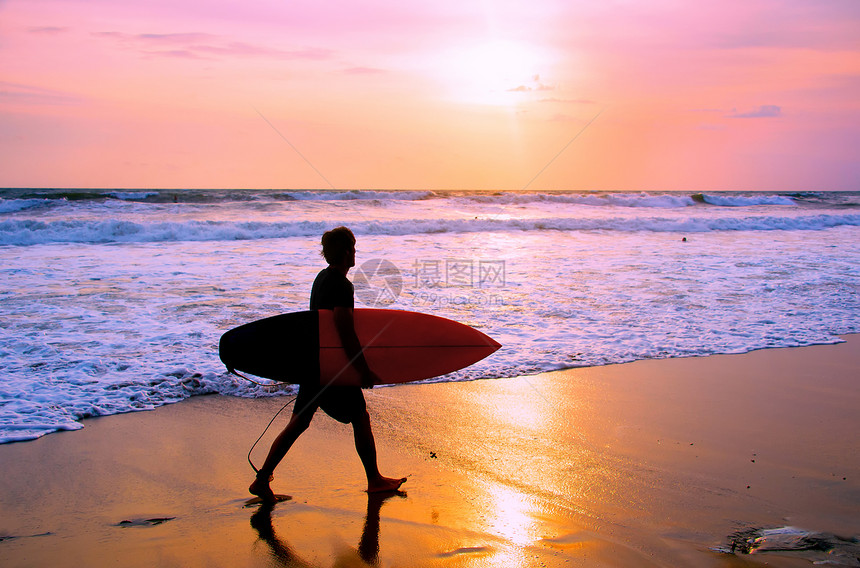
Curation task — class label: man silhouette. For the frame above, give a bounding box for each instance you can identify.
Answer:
[249,227,406,501]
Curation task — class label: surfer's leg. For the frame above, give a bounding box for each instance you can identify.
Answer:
[352,410,407,493]
[250,410,314,500]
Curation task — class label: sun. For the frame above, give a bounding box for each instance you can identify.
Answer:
[438,40,550,107]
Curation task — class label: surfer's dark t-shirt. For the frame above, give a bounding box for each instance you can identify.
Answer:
[298,265,365,424]
[309,267,354,310]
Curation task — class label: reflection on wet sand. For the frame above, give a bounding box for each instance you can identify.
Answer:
[250,492,405,567]
[2,336,857,568]
[368,375,666,567]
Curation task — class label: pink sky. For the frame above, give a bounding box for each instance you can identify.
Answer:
[1,0,858,190]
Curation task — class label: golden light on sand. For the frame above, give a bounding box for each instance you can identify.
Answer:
[486,484,535,544]
[483,483,539,567]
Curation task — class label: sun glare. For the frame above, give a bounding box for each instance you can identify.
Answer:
[439,40,550,107]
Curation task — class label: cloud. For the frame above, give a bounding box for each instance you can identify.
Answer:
[0,81,82,105]
[157,50,206,60]
[27,26,68,35]
[709,0,860,51]
[192,42,331,60]
[507,75,555,93]
[539,97,597,105]
[93,31,333,61]
[728,105,782,118]
[136,33,213,43]
[342,67,387,75]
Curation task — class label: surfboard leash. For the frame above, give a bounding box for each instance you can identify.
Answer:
[228,368,290,387]
[226,369,297,474]
[247,394,297,475]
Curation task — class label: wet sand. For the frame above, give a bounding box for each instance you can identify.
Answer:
[1,337,858,567]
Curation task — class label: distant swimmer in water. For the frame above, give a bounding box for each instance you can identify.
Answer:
[249,227,406,501]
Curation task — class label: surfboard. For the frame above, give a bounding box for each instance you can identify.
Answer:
[219,309,500,387]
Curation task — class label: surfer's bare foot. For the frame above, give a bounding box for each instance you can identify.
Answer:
[367,476,407,493]
[249,473,276,502]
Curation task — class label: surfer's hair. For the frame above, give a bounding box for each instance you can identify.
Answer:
[321,226,356,264]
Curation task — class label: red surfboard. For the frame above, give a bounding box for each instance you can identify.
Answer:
[219,309,500,386]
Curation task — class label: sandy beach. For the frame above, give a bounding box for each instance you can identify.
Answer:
[1,337,858,567]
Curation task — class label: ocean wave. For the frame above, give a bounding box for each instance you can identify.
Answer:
[287,190,437,201]
[457,191,805,208]
[1,189,814,208]
[463,191,698,208]
[790,192,860,209]
[1,188,439,204]
[2,213,858,245]
[696,193,796,206]
[107,191,160,201]
[0,198,53,214]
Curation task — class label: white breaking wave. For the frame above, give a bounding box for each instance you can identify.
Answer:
[285,190,437,201]
[460,191,800,208]
[0,198,52,213]
[2,214,859,245]
[0,190,805,209]
[464,192,698,208]
[700,194,796,206]
[107,191,160,200]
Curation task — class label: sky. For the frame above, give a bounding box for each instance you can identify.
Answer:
[1,0,858,191]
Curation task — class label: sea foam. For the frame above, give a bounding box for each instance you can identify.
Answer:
[1,189,857,444]
[1,214,858,246]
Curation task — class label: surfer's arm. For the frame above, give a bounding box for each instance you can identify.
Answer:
[332,306,379,388]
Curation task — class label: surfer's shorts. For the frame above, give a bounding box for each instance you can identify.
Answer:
[294,383,366,424]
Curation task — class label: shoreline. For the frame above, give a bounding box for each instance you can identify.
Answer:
[2,334,854,447]
[1,336,858,567]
